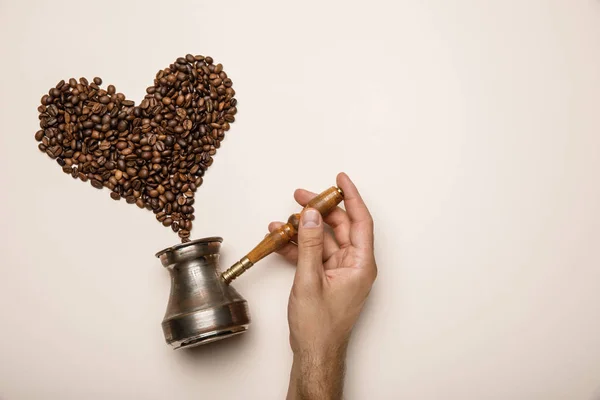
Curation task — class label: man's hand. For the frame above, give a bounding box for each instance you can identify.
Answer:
[268,173,377,400]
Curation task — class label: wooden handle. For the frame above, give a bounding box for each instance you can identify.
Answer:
[221,186,344,284]
[246,186,344,264]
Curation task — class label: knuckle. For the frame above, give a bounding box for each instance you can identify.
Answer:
[300,236,323,249]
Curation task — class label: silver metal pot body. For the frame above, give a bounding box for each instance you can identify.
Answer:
[156,237,250,349]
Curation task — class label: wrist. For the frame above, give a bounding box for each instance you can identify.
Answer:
[292,340,348,364]
[288,343,348,400]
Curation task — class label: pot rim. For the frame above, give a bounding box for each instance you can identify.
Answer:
[155,236,223,258]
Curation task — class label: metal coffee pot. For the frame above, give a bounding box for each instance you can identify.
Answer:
[156,186,344,349]
[156,237,250,349]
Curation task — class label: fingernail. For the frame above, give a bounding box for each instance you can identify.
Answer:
[302,208,320,228]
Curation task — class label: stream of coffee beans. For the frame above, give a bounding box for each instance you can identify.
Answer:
[34,55,237,242]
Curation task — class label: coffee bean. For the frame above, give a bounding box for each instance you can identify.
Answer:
[161,218,172,227]
[154,141,165,152]
[99,141,111,151]
[35,54,238,242]
[110,192,121,200]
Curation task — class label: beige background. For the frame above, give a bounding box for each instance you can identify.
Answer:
[1,0,600,399]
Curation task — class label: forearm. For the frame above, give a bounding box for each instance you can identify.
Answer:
[287,345,348,400]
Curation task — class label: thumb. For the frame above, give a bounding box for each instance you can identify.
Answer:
[296,208,324,280]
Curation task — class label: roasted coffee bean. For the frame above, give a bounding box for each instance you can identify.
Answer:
[35,54,238,242]
[156,212,167,222]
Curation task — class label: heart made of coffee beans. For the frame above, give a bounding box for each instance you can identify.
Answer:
[34,54,237,242]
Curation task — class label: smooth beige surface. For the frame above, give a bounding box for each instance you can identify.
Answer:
[1,1,600,399]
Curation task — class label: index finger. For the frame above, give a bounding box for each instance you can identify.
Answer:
[294,189,351,247]
[336,172,374,249]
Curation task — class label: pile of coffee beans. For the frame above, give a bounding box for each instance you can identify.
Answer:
[34,55,237,242]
